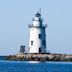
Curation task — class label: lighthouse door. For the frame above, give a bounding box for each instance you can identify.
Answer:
[39,48,41,53]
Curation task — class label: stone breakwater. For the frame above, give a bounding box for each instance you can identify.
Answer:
[7,53,72,61]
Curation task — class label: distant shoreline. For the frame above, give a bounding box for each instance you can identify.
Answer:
[1,53,72,62]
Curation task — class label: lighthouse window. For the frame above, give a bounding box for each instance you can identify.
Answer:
[31,41,33,45]
[38,34,41,39]
[43,41,46,45]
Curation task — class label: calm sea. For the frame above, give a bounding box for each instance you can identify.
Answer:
[0,60,72,72]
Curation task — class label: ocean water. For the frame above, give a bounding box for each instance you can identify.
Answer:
[0,60,72,72]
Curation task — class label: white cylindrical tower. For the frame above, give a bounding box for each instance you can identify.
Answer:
[28,11,47,53]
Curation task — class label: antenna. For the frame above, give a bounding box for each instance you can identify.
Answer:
[39,8,41,15]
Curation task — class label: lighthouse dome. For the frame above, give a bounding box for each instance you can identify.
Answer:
[35,12,41,17]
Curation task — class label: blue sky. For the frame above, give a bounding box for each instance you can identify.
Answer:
[0,0,72,55]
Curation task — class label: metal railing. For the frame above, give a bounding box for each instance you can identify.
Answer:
[28,24,47,28]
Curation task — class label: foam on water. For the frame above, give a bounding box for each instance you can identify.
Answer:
[28,61,41,63]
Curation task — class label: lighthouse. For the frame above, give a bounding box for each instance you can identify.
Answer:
[28,10,47,53]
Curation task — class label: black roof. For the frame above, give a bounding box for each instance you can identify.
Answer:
[35,12,41,17]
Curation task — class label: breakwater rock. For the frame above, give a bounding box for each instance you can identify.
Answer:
[7,53,72,61]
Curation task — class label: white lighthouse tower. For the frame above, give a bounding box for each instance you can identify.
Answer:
[28,10,47,53]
